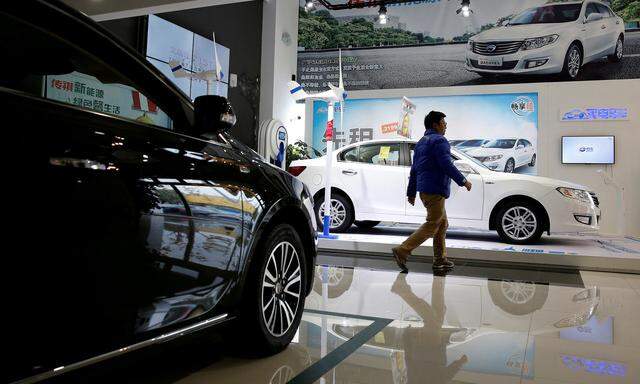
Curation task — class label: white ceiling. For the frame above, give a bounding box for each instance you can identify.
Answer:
[62,0,252,21]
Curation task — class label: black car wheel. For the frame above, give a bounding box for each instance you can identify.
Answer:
[496,202,544,244]
[241,224,307,355]
[354,220,380,230]
[314,193,354,233]
[608,36,623,63]
[561,43,582,80]
[504,158,515,173]
[529,154,536,167]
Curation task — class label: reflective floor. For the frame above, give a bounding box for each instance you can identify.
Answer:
[58,258,640,384]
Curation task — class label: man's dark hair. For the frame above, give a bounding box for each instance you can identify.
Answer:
[424,111,446,130]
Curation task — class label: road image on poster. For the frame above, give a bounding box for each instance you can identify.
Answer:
[312,92,539,175]
[297,0,640,90]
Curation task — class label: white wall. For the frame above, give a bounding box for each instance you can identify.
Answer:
[259,0,301,138]
[312,79,640,237]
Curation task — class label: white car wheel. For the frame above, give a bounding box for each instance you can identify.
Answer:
[314,193,354,232]
[496,203,544,244]
[609,36,623,63]
[562,44,582,80]
[504,158,515,173]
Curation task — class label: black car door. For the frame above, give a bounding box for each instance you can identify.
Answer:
[2,6,242,380]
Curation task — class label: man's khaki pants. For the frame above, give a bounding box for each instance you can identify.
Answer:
[396,193,448,261]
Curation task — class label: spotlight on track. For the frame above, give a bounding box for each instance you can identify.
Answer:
[456,0,472,17]
[378,4,388,24]
[305,0,314,11]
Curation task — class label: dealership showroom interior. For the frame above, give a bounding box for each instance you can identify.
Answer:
[5,0,640,383]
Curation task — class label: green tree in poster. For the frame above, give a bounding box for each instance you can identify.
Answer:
[612,0,640,20]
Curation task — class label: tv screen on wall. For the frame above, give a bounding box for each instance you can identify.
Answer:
[562,136,615,164]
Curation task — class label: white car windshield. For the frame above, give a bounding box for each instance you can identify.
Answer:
[460,139,486,147]
[483,139,516,149]
[508,3,582,25]
[452,149,492,170]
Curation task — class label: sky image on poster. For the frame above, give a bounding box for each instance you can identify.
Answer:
[146,15,230,99]
[297,0,640,90]
[312,92,538,174]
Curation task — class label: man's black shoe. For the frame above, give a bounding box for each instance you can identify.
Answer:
[433,259,454,270]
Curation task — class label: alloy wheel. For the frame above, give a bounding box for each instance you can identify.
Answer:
[568,47,581,78]
[500,281,536,304]
[318,199,347,229]
[501,206,538,241]
[315,265,344,286]
[616,39,623,59]
[505,159,515,173]
[261,241,302,337]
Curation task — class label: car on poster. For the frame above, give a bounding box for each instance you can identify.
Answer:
[465,138,537,173]
[466,1,625,80]
[289,139,600,244]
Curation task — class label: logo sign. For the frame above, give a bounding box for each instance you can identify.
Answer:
[486,44,497,53]
[511,96,535,116]
[579,146,594,153]
[561,108,629,121]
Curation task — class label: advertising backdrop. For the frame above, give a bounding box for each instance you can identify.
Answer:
[297,0,640,91]
[311,92,539,174]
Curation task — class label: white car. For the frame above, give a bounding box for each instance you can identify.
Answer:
[464,138,536,173]
[466,0,625,80]
[289,139,600,244]
[453,139,489,153]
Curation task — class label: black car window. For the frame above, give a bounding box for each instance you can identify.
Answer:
[595,3,612,17]
[0,11,173,130]
[339,147,359,162]
[585,3,600,19]
[358,143,400,166]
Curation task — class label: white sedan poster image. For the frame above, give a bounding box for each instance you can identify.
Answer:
[297,0,640,91]
[312,92,539,174]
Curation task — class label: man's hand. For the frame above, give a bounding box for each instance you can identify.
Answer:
[464,180,472,191]
[408,196,415,206]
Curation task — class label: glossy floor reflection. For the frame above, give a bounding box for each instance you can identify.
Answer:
[61,263,640,384]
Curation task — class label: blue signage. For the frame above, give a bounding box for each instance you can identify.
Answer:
[561,108,628,121]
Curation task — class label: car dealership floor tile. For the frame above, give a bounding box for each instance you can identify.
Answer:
[318,225,640,274]
[64,259,640,384]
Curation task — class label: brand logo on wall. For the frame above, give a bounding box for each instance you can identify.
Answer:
[560,108,628,121]
[579,146,594,153]
[511,96,535,116]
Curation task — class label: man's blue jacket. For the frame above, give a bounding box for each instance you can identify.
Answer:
[407,129,467,199]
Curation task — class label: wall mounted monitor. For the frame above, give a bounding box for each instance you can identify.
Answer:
[562,136,615,164]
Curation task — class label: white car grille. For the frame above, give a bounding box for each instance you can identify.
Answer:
[472,41,523,56]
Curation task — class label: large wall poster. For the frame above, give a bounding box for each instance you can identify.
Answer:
[297,0,640,91]
[311,92,539,175]
[146,15,230,99]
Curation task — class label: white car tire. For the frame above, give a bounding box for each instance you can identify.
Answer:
[504,158,515,173]
[496,202,544,244]
[529,154,536,167]
[608,35,623,63]
[561,43,582,80]
[314,193,354,233]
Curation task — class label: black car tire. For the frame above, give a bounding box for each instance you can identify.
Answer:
[504,158,515,173]
[608,36,623,63]
[561,43,582,80]
[314,193,354,233]
[354,220,380,230]
[496,201,544,244]
[239,224,307,356]
[529,154,536,167]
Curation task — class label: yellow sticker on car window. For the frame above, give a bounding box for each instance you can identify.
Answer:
[379,146,391,160]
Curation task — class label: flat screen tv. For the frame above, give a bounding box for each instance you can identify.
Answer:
[562,136,615,164]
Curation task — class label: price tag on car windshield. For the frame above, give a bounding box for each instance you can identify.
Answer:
[379,146,391,160]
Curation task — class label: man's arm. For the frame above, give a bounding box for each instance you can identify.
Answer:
[434,138,467,186]
[407,161,417,198]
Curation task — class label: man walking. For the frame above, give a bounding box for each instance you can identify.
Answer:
[392,111,472,272]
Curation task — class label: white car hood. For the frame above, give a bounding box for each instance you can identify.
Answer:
[465,147,509,157]
[473,23,573,42]
[486,171,589,190]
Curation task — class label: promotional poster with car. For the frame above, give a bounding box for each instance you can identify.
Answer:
[311,92,539,174]
[297,0,639,91]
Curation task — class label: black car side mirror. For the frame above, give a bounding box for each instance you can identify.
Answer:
[193,95,237,137]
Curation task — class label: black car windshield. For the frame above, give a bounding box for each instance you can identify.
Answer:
[460,139,486,147]
[508,4,582,25]
[483,139,516,149]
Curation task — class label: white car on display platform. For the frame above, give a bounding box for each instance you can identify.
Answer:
[465,138,536,173]
[466,0,625,80]
[289,139,600,244]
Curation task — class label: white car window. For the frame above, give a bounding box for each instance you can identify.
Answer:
[585,3,600,19]
[339,147,359,162]
[358,143,401,166]
[595,3,612,17]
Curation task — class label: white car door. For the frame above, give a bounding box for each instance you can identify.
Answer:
[404,145,484,220]
[340,142,406,216]
[596,3,618,54]
[515,139,527,167]
[582,3,608,60]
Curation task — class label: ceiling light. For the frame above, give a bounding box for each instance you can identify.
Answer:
[378,4,388,24]
[457,0,472,17]
[305,0,314,11]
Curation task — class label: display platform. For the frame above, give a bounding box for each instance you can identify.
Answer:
[319,225,640,274]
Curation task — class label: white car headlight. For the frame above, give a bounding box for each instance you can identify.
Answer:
[521,34,559,50]
[485,154,503,162]
[556,187,591,203]
[468,40,474,50]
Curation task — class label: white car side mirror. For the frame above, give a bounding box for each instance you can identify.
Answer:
[517,145,525,149]
[585,13,603,23]
[454,160,478,175]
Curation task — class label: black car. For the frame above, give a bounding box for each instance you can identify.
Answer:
[2,2,317,382]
